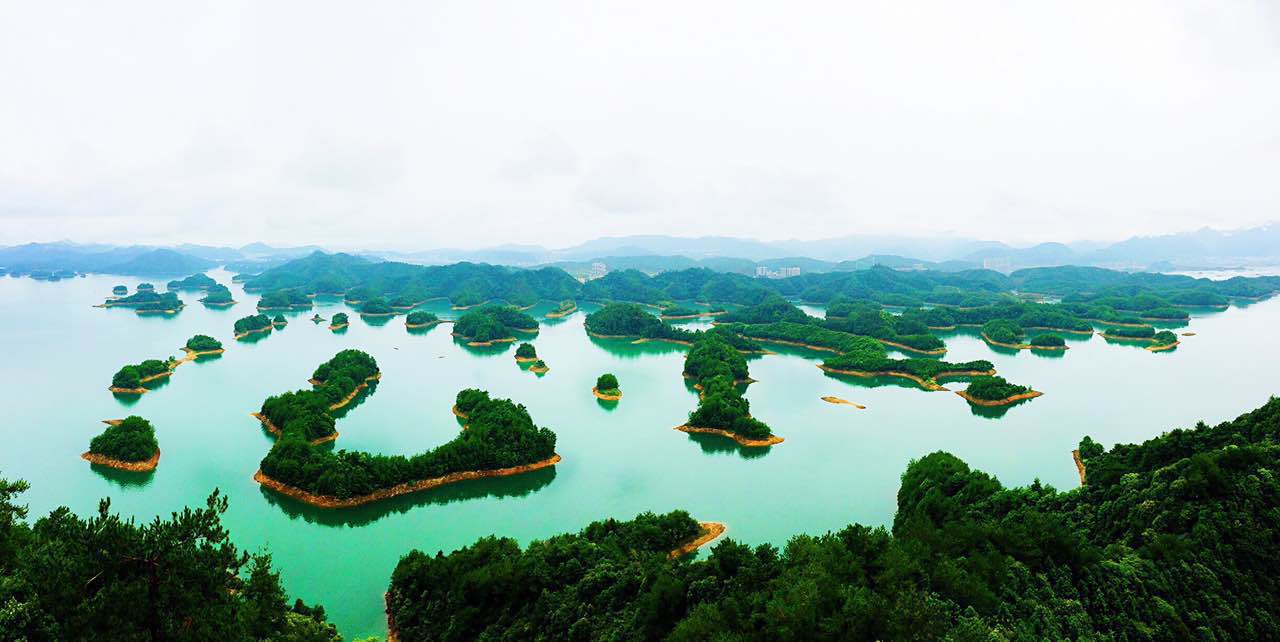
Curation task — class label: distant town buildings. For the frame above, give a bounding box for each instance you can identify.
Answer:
[754,265,801,279]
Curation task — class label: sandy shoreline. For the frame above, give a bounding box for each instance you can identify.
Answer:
[592,387,623,401]
[406,320,445,329]
[528,364,549,373]
[310,373,382,411]
[1146,340,1180,352]
[234,325,273,340]
[451,405,469,420]
[669,522,727,558]
[82,449,160,472]
[328,322,349,331]
[821,396,865,409]
[1072,449,1086,485]
[955,389,1043,407]
[452,332,516,346]
[253,454,563,508]
[545,304,578,319]
[675,424,783,447]
[878,338,946,356]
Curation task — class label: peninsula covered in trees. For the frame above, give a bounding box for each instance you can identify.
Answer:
[83,415,160,471]
[452,305,538,345]
[110,357,177,394]
[254,350,380,444]
[184,334,224,356]
[679,333,779,446]
[233,313,273,339]
[386,395,1280,640]
[0,474,342,640]
[255,389,559,508]
[957,375,1042,406]
[256,288,312,311]
[101,289,183,314]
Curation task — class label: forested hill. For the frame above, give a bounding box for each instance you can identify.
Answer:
[240,251,1280,309]
[387,396,1280,640]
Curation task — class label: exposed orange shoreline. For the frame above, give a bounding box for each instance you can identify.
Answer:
[955,389,1043,407]
[328,322,349,331]
[451,405,469,420]
[405,320,445,329]
[1147,340,1181,352]
[82,449,160,472]
[253,454,563,509]
[200,299,237,307]
[545,303,578,319]
[515,355,540,363]
[235,325,273,340]
[1024,326,1094,336]
[750,337,842,353]
[669,522,727,558]
[1072,449,1086,485]
[675,424,783,447]
[592,387,623,401]
[1087,319,1151,329]
[821,396,865,409]
[632,337,694,347]
[250,412,339,445]
[529,364,550,373]
[660,311,727,320]
[452,332,517,346]
[817,364,996,391]
[878,338,946,356]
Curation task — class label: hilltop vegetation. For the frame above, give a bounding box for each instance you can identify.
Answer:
[166,272,217,290]
[387,396,1280,640]
[453,305,538,343]
[88,416,159,462]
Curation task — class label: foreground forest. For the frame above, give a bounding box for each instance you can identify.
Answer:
[386,396,1280,640]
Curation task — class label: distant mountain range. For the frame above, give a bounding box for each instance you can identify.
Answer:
[2,223,1277,277]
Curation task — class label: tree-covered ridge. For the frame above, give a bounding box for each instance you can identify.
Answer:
[388,396,1280,640]
[585,302,676,338]
[88,416,158,462]
[453,305,538,343]
[257,350,380,444]
[311,349,379,389]
[200,283,235,304]
[405,310,439,327]
[166,272,217,290]
[982,318,1025,344]
[257,390,557,501]
[963,375,1033,401]
[103,289,183,312]
[683,334,773,440]
[0,477,341,641]
[185,334,223,352]
[233,313,272,336]
[110,358,175,391]
[243,252,579,308]
[256,288,312,310]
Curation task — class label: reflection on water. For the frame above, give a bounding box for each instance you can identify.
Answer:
[89,462,156,488]
[683,431,773,460]
[260,465,558,528]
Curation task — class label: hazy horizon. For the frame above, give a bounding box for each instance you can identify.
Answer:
[3,2,1278,249]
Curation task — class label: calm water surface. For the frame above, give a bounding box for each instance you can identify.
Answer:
[3,270,1278,637]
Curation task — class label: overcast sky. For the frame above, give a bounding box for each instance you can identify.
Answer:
[2,1,1278,250]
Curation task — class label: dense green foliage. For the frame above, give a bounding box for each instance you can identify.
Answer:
[88,415,159,462]
[257,288,312,310]
[166,273,217,290]
[717,296,812,324]
[105,289,183,311]
[311,349,379,388]
[233,313,272,335]
[1104,325,1156,339]
[359,296,393,315]
[683,334,772,439]
[660,305,702,318]
[260,390,337,442]
[821,304,945,352]
[733,321,871,353]
[405,310,438,326]
[330,312,349,327]
[112,284,127,295]
[585,303,671,338]
[0,476,340,640]
[454,388,490,416]
[185,334,223,352]
[963,376,1033,401]
[596,373,620,394]
[272,314,287,325]
[111,358,173,390]
[515,342,537,359]
[389,396,1280,639]
[1029,333,1066,348]
[982,318,1025,344]
[453,306,539,342]
[1152,330,1179,346]
[258,392,557,499]
[199,283,235,304]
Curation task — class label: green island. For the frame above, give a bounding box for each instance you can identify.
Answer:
[514,342,538,362]
[100,289,184,314]
[82,415,160,471]
[255,387,560,508]
[183,334,224,357]
[385,394,1280,640]
[328,312,349,331]
[818,334,994,391]
[136,282,155,292]
[593,373,622,400]
[545,299,578,318]
[199,283,237,306]
[678,333,780,446]
[253,350,380,444]
[452,305,538,346]
[358,296,395,316]
[233,313,274,339]
[0,474,343,640]
[981,318,1029,349]
[111,284,127,296]
[110,357,178,394]
[257,288,312,311]
[272,313,287,327]
[956,375,1042,406]
[660,304,723,320]
[528,359,550,374]
[585,302,765,353]
[405,310,441,329]
[166,272,216,291]
[1029,333,1067,350]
